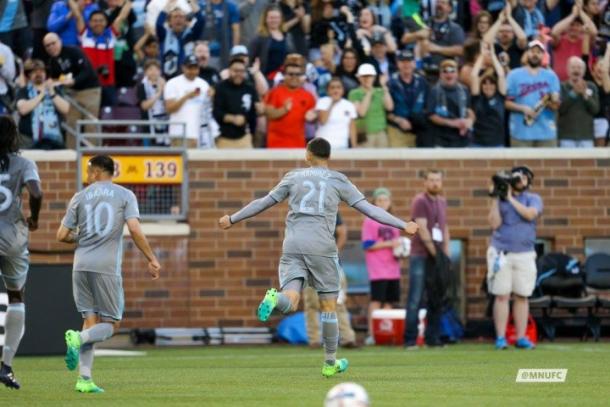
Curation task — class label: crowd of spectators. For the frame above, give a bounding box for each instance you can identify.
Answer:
[1,0,610,149]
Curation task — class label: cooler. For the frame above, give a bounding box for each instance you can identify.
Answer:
[371,309,406,345]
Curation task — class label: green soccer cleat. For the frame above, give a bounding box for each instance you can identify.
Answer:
[64,330,82,371]
[322,358,349,378]
[257,288,278,322]
[75,377,104,393]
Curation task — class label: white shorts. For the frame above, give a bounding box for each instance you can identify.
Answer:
[486,247,537,297]
[594,118,609,139]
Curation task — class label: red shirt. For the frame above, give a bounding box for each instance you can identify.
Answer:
[410,192,448,257]
[80,27,117,87]
[265,84,315,148]
[552,34,583,82]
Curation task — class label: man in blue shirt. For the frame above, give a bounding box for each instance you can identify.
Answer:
[487,166,542,350]
[387,49,428,147]
[506,40,560,147]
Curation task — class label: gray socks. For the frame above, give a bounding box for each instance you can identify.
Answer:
[276,293,292,314]
[79,343,95,380]
[1,303,25,367]
[321,311,338,365]
[80,322,114,344]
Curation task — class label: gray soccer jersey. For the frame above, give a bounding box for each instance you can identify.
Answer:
[269,167,365,257]
[0,154,40,253]
[62,181,140,275]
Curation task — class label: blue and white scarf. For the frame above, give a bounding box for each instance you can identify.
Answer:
[27,84,62,144]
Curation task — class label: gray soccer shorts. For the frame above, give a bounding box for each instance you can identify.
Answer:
[0,251,29,291]
[278,254,341,293]
[0,225,30,291]
[73,271,124,321]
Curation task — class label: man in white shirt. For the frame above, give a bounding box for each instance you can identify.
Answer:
[164,54,212,148]
[315,78,357,149]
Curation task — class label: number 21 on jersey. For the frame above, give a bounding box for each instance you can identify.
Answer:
[299,181,326,214]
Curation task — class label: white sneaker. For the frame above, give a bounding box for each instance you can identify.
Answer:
[364,336,375,346]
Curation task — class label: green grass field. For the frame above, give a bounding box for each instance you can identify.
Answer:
[1,343,609,406]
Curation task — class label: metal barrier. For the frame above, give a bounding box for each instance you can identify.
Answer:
[76,119,188,221]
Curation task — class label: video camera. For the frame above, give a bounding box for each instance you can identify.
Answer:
[488,166,534,200]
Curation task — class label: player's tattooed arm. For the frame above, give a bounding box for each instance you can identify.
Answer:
[219,195,278,229]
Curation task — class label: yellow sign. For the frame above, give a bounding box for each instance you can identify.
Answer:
[81,155,184,184]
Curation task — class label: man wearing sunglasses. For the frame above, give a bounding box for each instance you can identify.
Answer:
[264,61,316,148]
[425,59,475,147]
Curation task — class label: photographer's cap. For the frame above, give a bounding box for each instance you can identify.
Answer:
[183,54,198,67]
[511,165,534,180]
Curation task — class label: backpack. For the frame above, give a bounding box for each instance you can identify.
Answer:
[535,253,584,298]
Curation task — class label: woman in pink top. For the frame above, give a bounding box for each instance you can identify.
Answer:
[361,187,402,345]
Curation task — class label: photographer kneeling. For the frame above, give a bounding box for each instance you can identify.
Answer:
[487,166,542,350]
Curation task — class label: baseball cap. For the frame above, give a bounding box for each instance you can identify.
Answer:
[527,40,545,51]
[370,32,386,46]
[230,45,248,57]
[372,187,391,199]
[356,63,377,77]
[183,54,198,66]
[396,49,415,61]
[439,59,458,70]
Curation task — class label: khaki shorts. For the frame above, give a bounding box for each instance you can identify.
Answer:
[510,138,557,148]
[360,131,389,148]
[279,254,341,293]
[486,247,537,297]
[387,126,416,147]
[215,134,253,148]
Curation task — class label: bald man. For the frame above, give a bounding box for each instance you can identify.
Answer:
[44,33,101,148]
[558,56,600,148]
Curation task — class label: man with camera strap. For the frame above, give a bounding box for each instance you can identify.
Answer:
[487,166,542,350]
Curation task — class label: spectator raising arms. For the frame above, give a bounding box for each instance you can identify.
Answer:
[71,0,132,106]
[156,0,204,79]
[485,2,527,71]
[550,4,598,81]
[47,0,99,47]
[314,77,358,149]
[470,42,507,147]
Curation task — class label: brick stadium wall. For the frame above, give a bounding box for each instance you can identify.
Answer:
[24,150,610,328]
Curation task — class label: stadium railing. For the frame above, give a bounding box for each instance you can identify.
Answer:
[76,119,188,221]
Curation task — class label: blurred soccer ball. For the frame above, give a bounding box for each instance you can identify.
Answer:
[392,237,411,258]
[324,382,370,407]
